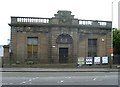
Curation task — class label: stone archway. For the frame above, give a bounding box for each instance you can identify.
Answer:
[56,33,73,44]
[56,34,73,63]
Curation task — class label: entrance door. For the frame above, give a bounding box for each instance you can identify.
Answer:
[59,48,68,63]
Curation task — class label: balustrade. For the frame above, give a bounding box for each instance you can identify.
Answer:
[11,17,50,23]
[11,16,112,28]
[79,19,112,27]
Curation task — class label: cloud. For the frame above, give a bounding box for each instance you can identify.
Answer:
[0,0,116,45]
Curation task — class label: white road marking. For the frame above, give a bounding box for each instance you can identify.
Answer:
[32,78,36,80]
[60,80,64,83]
[29,79,32,81]
[57,80,64,83]
[20,77,38,84]
[36,77,39,79]
[68,77,71,78]
[9,83,13,85]
[21,81,26,84]
[65,77,71,79]
[93,78,96,80]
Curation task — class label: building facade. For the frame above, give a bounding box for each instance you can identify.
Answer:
[3,10,112,66]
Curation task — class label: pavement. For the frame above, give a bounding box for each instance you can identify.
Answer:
[1,68,119,72]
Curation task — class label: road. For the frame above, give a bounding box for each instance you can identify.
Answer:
[2,72,118,85]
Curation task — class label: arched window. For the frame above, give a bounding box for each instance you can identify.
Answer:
[56,34,73,44]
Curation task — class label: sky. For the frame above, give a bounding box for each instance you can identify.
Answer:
[0,0,119,45]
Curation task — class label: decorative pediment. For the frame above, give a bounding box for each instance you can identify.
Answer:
[54,10,74,24]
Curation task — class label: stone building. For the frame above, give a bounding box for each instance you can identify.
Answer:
[3,10,112,66]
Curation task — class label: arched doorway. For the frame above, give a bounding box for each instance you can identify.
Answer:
[56,34,73,63]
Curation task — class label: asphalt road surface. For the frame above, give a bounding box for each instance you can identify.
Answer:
[2,72,118,85]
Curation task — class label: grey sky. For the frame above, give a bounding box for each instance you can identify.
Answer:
[0,0,119,45]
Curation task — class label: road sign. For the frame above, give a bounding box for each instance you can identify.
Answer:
[94,57,101,64]
[77,57,85,65]
[86,57,93,64]
[102,56,108,64]
[110,48,113,54]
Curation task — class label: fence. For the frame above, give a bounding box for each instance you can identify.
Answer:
[113,55,120,64]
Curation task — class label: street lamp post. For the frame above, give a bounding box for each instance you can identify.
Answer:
[110,1,114,68]
[110,0,118,68]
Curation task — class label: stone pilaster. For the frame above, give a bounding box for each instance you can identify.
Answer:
[3,45,10,65]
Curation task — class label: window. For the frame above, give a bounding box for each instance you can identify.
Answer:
[27,37,38,59]
[88,39,97,57]
[88,39,97,46]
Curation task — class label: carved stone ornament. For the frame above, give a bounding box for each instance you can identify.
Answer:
[56,34,73,44]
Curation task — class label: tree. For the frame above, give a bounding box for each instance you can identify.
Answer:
[113,29,120,55]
